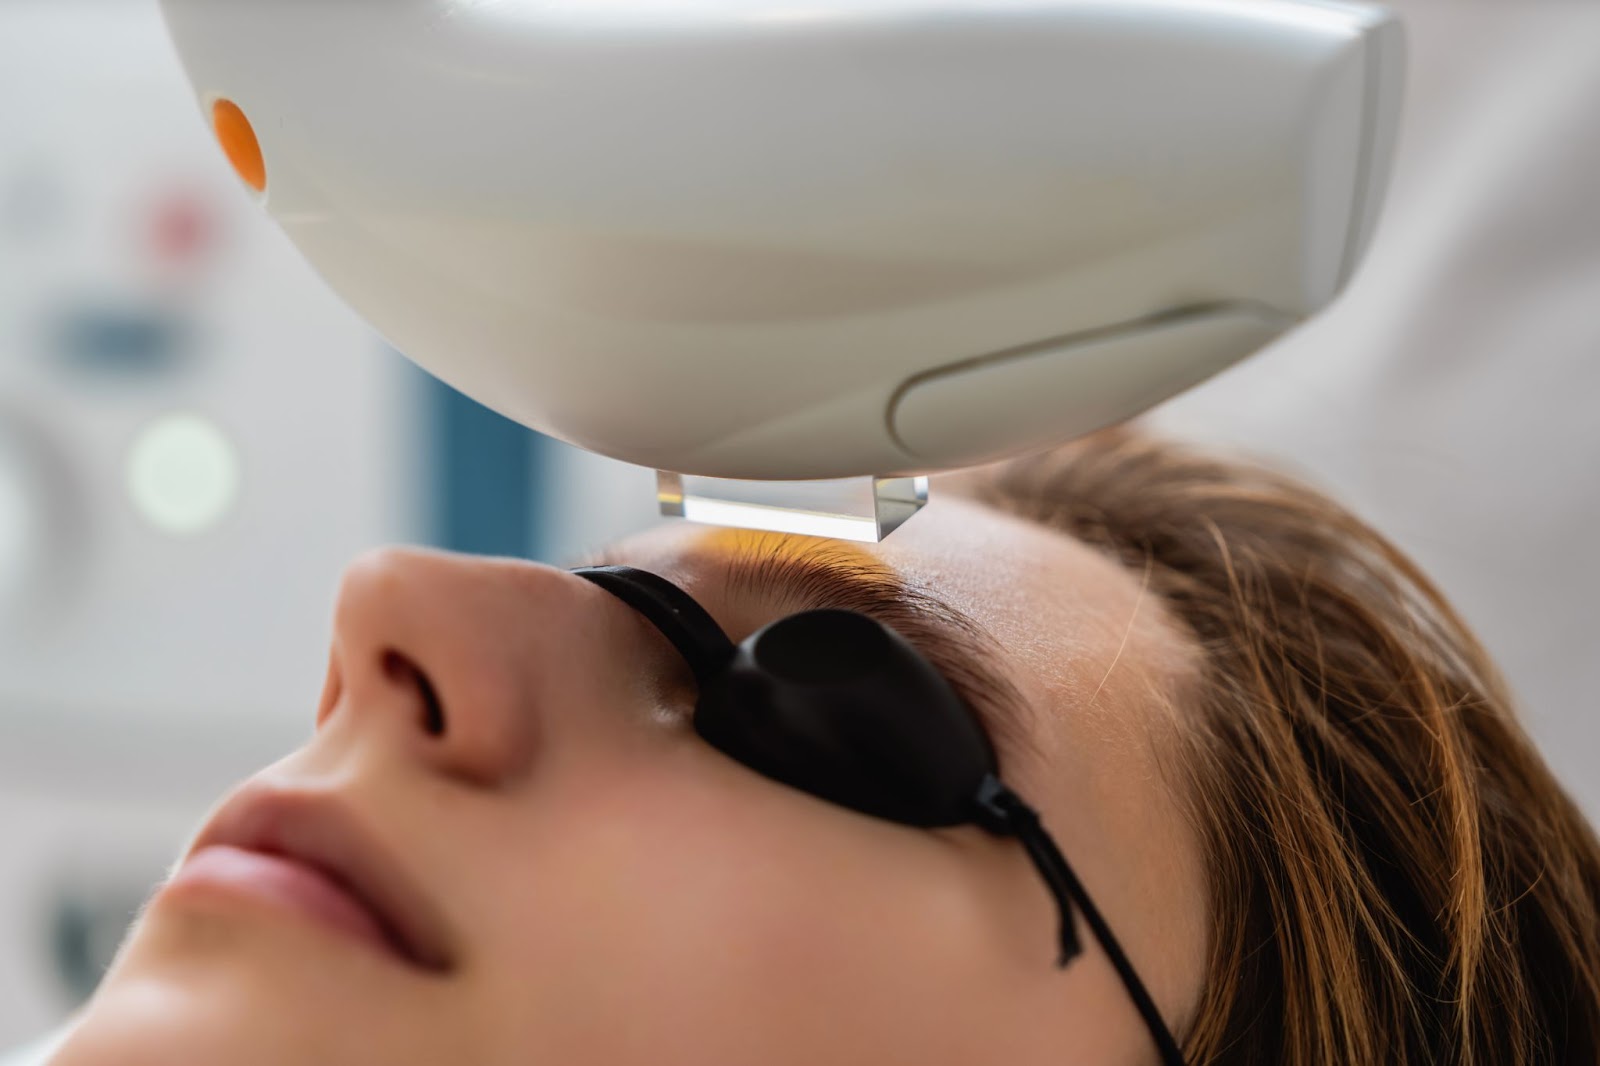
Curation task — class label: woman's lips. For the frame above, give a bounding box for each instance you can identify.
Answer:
[163,844,406,963]
[168,784,456,973]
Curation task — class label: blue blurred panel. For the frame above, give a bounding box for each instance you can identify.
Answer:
[417,367,552,560]
[49,302,190,380]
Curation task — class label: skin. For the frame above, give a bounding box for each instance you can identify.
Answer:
[51,494,1208,1066]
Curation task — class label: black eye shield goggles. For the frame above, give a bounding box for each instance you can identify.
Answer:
[572,565,1186,1066]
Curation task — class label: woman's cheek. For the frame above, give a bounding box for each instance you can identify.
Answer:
[460,746,1025,1065]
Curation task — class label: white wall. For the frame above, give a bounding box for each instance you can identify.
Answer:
[1152,0,1600,814]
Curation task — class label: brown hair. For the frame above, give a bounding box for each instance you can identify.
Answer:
[963,429,1600,1065]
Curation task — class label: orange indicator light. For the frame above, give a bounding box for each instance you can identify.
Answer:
[212,98,266,193]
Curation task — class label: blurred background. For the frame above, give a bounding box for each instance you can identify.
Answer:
[0,0,1596,1051]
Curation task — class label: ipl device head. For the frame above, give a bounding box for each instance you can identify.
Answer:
[159,0,1403,539]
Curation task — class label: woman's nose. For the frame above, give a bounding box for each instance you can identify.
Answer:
[318,546,602,788]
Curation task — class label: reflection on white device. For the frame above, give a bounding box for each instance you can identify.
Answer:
[157,0,1403,539]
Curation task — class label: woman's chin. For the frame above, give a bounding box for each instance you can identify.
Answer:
[51,902,458,1066]
[48,971,271,1066]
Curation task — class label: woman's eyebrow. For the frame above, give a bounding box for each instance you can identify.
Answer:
[588,541,1041,774]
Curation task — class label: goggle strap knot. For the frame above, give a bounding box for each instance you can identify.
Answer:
[973,775,1187,1065]
[972,773,1082,966]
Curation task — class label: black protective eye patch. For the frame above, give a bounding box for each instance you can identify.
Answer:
[572,565,1185,1066]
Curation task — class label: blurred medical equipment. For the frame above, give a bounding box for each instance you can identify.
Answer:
[158,0,1404,540]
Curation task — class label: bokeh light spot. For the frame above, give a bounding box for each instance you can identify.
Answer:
[126,413,241,535]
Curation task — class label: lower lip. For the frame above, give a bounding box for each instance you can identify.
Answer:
[162,844,404,963]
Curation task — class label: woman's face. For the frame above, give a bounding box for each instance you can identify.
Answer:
[56,496,1207,1066]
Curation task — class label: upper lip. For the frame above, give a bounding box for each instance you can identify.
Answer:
[184,784,456,973]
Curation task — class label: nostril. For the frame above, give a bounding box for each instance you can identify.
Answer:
[380,649,409,683]
[382,649,446,737]
[417,672,445,737]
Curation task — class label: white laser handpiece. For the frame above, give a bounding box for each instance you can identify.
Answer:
[159,0,1403,539]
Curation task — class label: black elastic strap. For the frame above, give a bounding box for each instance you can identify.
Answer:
[975,775,1186,1066]
[571,566,738,687]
